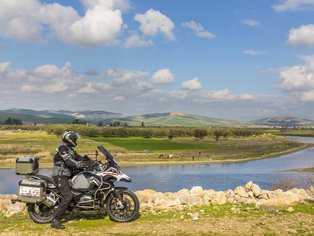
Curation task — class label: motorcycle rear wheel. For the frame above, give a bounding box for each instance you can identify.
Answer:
[106,189,140,222]
[27,203,55,224]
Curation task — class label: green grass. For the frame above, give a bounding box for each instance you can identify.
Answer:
[90,137,216,152]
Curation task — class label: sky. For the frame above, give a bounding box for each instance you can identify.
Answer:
[0,0,314,121]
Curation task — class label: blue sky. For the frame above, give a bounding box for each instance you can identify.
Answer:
[0,0,314,120]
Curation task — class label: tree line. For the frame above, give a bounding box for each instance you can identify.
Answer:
[0,123,262,140]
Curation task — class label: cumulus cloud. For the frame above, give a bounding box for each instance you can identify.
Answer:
[134,9,175,40]
[0,0,124,46]
[279,55,314,102]
[242,50,268,55]
[181,78,203,90]
[123,34,154,48]
[273,0,314,12]
[287,24,314,47]
[181,21,216,39]
[151,68,175,84]
[240,19,260,27]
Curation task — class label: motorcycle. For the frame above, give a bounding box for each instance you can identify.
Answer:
[16,146,140,223]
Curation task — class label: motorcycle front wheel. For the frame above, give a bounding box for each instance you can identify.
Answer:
[27,202,55,224]
[106,189,140,222]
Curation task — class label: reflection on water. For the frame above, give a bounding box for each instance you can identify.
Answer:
[1,137,314,194]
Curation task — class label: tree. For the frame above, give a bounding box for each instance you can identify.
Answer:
[141,121,145,127]
[4,117,23,125]
[213,130,223,141]
[194,129,208,139]
[97,121,103,127]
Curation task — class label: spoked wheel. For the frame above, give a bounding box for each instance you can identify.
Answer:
[27,203,55,224]
[106,189,140,222]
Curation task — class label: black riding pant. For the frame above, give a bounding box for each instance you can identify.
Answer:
[53,176,73,220]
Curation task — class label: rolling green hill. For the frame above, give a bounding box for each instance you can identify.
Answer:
[0,109,242,127]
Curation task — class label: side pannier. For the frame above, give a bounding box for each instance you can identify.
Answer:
[18,178,46,203]
[16,157,39,175]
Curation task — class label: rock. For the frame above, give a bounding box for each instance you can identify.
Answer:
[286,207,294,212]
[187,212,199,221]
[234,186,248,198]
[212,191,227,205]
[252,184,262,198]
[5,203,25,216]
[245,181,253,192]
[190,186,203,194]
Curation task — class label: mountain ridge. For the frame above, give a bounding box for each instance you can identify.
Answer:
[0,109,313,127]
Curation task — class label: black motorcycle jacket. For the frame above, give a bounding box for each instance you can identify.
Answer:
[52,142,83,177]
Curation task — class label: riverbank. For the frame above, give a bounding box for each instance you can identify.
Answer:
[0,131,309,168]
[1,182,314,235]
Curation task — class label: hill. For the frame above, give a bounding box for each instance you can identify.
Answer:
[0,109,241,127]
[251,117,314,127]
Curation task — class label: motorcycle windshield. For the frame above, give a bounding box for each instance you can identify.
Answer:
[97,146,119,169]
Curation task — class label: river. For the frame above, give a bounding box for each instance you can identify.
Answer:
[1,136,314,194]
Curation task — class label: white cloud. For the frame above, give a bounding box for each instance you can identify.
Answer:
[240,19,260,27]
[134,9,175,41]
[123,34,154,48]
[181,21,215,40]
[287,24,314,47]
[113,96,125,101]
[201,89,230,100]
[0,0,124,46]
[242,50,268,55]
[151,68,175,84]
[273,0,314,12]
[279,55,314,101]
[181,77,203,90]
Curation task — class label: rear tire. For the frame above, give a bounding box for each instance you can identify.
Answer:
[27,203,55,224]
[106,189,140,222]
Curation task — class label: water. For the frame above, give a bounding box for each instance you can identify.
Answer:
[1,136,314,194]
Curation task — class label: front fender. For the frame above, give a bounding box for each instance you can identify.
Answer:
[104,187,128,203]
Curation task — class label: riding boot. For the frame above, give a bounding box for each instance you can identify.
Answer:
[51,218,65,229]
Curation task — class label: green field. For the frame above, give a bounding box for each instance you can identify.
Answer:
[90,137,217,151]
[0,130,309,167]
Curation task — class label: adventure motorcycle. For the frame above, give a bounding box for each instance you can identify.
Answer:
[15,146,140,223]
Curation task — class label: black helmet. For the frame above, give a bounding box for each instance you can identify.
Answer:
[62,131,80,147]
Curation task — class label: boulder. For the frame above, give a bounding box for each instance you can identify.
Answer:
[251,184,262,198]
[245,181,253,192]
[234,186,248,198]
[211,191,227,205]
[190,186,203,194]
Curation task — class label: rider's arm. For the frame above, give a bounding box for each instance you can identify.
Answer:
[58,145,81,168]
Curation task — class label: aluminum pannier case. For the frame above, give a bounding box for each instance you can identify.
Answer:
[18,178,46,203]
[16,157,39,175]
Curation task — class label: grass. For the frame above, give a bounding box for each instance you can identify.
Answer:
[0,130,309,168]
[90,136,216,151]
[0,203,314,235]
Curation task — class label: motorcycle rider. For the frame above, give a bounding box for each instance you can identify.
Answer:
[51,131,90,229]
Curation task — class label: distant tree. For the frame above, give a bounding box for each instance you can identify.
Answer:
[213,130,223,141]
[141,121,145,127]
[4,117,23,125]
[194,129,208,139]
[112,121,121,127]
[72,119,86,125]
[97,121,103,127]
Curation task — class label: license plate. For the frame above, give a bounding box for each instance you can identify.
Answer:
[19,186,41,197]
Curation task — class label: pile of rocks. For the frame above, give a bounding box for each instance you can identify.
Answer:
[136,181,313,212]
[0,181,313,216]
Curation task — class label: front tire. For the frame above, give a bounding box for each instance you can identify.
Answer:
[106,189,140,222]
[27,203,55,224]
